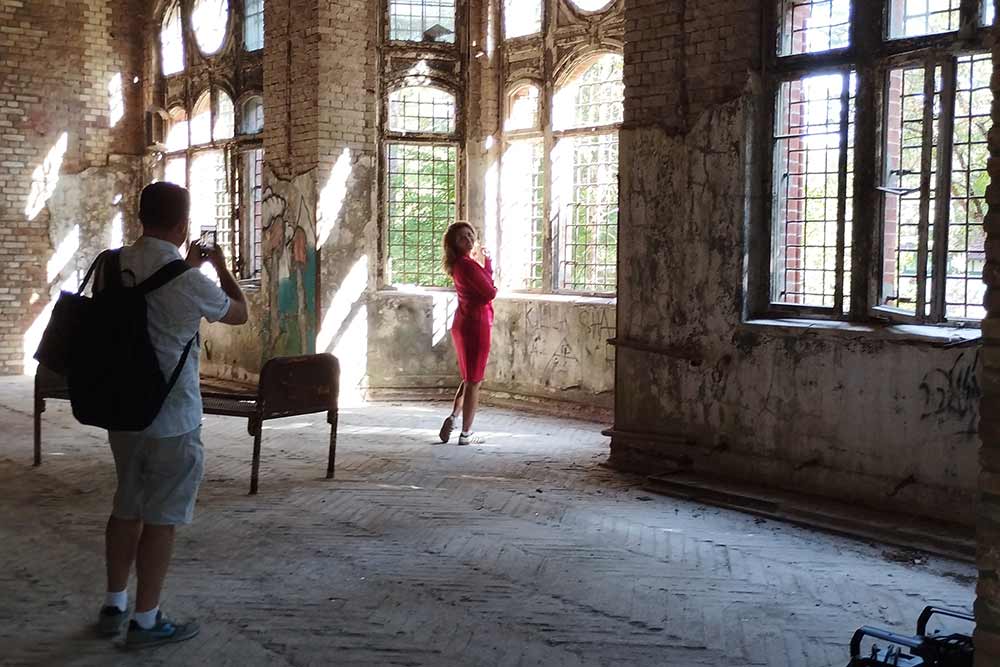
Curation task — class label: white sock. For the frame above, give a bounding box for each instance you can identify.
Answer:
[134,607,160,629]
[104,590,127,612]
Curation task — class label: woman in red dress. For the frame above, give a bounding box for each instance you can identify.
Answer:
[439,222,497,446]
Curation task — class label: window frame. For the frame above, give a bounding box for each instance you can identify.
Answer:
[383,0,461,47]
[378,80,465,289]
[497,51,623,297]
[756,0,993,325]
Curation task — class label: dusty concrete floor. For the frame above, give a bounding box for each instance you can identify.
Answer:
[0,376,976,666]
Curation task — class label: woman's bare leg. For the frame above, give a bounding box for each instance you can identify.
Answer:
[461,381,482,434]
[450,381,465,418]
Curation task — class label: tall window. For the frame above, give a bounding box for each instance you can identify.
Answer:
[499,53,622,294]
[153,2,264,281]
[244,0,264,51]
[765,0,994,324]
[384,85,459,287]
[160,2,185,76]
[389,0,456,43]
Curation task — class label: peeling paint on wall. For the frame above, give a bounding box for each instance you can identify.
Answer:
[262,168,317,358]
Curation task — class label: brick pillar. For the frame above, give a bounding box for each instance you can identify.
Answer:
[976,3,1000,663]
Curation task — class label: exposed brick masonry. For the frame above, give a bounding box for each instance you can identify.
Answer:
[0,0,142,374]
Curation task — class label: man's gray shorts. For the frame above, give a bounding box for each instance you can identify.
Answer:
[108,427,205,525]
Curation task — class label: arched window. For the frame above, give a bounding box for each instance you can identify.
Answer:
[241,96,264,134]
[165,106,189,151]
[567,0,613,12]
[553,53,624,131]
[499,52,623,294]
[214,90,235,140]
[192,0,230,55]
[504,0,542,39]
[388,86,456,134]
[190,89,234,144]
[244,0,264,51]
[505,84,540,132]
[160,2,185,76]
[190,91,213,145]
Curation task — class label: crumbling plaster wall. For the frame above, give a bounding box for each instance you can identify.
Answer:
[612,0,979,524]
[0,0,145,375]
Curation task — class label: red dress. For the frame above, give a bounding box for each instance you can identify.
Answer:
[451,254,497,383]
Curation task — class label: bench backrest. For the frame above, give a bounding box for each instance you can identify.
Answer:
[258,353,340,421]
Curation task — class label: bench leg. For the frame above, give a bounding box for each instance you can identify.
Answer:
[33,398,43,467]
[326,411,338,480]
[250,429,262,495]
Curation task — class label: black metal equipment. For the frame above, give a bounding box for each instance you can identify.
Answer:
[846,606,974,667]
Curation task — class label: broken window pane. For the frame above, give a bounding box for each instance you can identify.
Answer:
[389,0,456,43]
[388,86,456,134]
[771,72,855,309]
[881,66,932,316]
[244,0,264,51]
[553,53,623,131]
[777,0,851,56]
[889,0,961,39]
[505,84,540,132]
[567,0,612,11]
[504,0,542,39]
[386,143,457,287]
[192,0,229,54]
[160,2,185,76]
[500,139,545,290]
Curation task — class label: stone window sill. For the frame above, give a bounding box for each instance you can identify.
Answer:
[742,318,982,347]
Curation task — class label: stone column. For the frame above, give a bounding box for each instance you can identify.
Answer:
[977,2,1000,663]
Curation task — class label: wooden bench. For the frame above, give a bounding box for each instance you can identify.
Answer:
[33,353,340,495]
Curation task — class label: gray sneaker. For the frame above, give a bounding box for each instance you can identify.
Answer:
[97,605,129,637]
[123,612,200,650]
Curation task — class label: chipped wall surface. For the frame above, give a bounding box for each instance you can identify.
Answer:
[200,288,267,383]
[613,101,980,523]
[0,0,144,375]
[368,293,615,411]
[261,168,318,359]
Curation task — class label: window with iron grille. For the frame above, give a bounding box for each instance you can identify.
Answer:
[241,148,265,278]
[763,0,994,325]
[499,139,544,290]
[385,143,458,287]
[388,0,455,43]
[497,52,622,295]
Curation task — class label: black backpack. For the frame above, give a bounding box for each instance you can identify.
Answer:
[34,248,195,431]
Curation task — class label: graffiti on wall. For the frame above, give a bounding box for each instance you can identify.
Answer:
[919,350,981,433]
[261,169,317,358]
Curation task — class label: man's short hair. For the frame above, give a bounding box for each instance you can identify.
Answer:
[139,182,190,231]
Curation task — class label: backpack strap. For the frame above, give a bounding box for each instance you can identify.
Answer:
[78,249,121,295]
[162,332,198,401]
[138,259,191,295]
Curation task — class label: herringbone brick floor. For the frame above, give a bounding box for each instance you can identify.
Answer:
[0,377,976,666]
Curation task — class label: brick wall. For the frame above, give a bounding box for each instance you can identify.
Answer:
[623,0,760,131]
[976,4,1000,663]
[0,0,143,375]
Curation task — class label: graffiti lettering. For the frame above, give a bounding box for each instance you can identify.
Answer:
[919,351,981,431]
